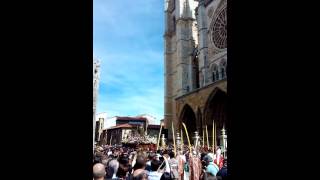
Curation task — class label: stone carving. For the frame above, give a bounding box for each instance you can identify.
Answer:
[208,6,214,18]
[211,7,227,49]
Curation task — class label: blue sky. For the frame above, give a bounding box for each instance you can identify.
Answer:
[94,0,164,124]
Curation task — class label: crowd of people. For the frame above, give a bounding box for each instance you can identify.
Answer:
[93,144,227,180]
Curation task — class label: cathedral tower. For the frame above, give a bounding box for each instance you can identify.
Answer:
[164,0,198,139]
[164,0,227,147]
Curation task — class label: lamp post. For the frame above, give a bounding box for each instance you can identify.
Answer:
[176,132,181,153]
[192,131,200,150]
[219,125,227,158]
[161,134,166,149]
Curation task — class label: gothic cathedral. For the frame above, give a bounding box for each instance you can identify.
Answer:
[164,0,227,153]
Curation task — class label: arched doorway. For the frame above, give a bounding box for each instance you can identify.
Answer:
[197,108,203,136]
[204,88,227,150]
[179,104,197,144]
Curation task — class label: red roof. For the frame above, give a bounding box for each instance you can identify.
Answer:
[116,116,147,121]
[107,123,139,130]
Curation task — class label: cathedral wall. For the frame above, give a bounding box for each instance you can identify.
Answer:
[205,0,227,58]
[165,0,228,139]
[203,0,227,84]
[175,79,227,129]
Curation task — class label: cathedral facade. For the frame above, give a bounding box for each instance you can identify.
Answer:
[164,0,227,150]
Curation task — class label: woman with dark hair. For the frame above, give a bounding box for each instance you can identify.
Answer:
[117,163,130,180]
[133,155,146,171]
[117,154,131,180]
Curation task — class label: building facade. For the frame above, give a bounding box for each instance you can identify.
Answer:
[164,0,227,150]
[136,114,157,125]
[95,112,107,143]
[106,116,161,145]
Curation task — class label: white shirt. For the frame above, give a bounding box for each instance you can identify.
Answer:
[146,160,151,166]
[148,171,163,180]
[107,151,112,156]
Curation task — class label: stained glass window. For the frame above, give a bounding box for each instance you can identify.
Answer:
[211,7,227,49]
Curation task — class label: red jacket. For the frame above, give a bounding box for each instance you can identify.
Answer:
[214,155,224,169]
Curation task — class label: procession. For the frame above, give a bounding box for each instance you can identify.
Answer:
[94,0,228,179]
[93,122,227,180]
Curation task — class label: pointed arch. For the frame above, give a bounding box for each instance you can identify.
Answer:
[210,63,219,82]
[203,87,227,147]
[179,104,197,143]
[220,59,227,79]
[197,108,203,136]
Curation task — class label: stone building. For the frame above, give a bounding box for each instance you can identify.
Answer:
[136,114,157,125]
[95,112,107,144]
[106,116,161,145]
[164,0,227,149]
[93,58,100,147]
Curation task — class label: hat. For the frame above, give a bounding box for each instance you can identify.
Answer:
[203,155,213,162]
[208,153,214,160]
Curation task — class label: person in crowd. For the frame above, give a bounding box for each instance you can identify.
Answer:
[145,152,156,172]
[176,149,186,180]
[207,149,214,161]
[214,147,224,169]
[132,169,148,180]
[106,159,119,180]
[94,151,103,165]
[93,163,106,180]
[204,155,219,177]
[148,156,170,180]
[167,151,178,180]
[117,154,131,180]
[148,159,163,180]
[216,159,227,180]
[160,172,172,180]
[101,159,109,175]
[93,144,227,180]
[133,155,147,171]
[107,149,112,156]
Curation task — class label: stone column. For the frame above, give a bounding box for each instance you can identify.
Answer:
[93,58,100,151]
[196,0,208,87]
